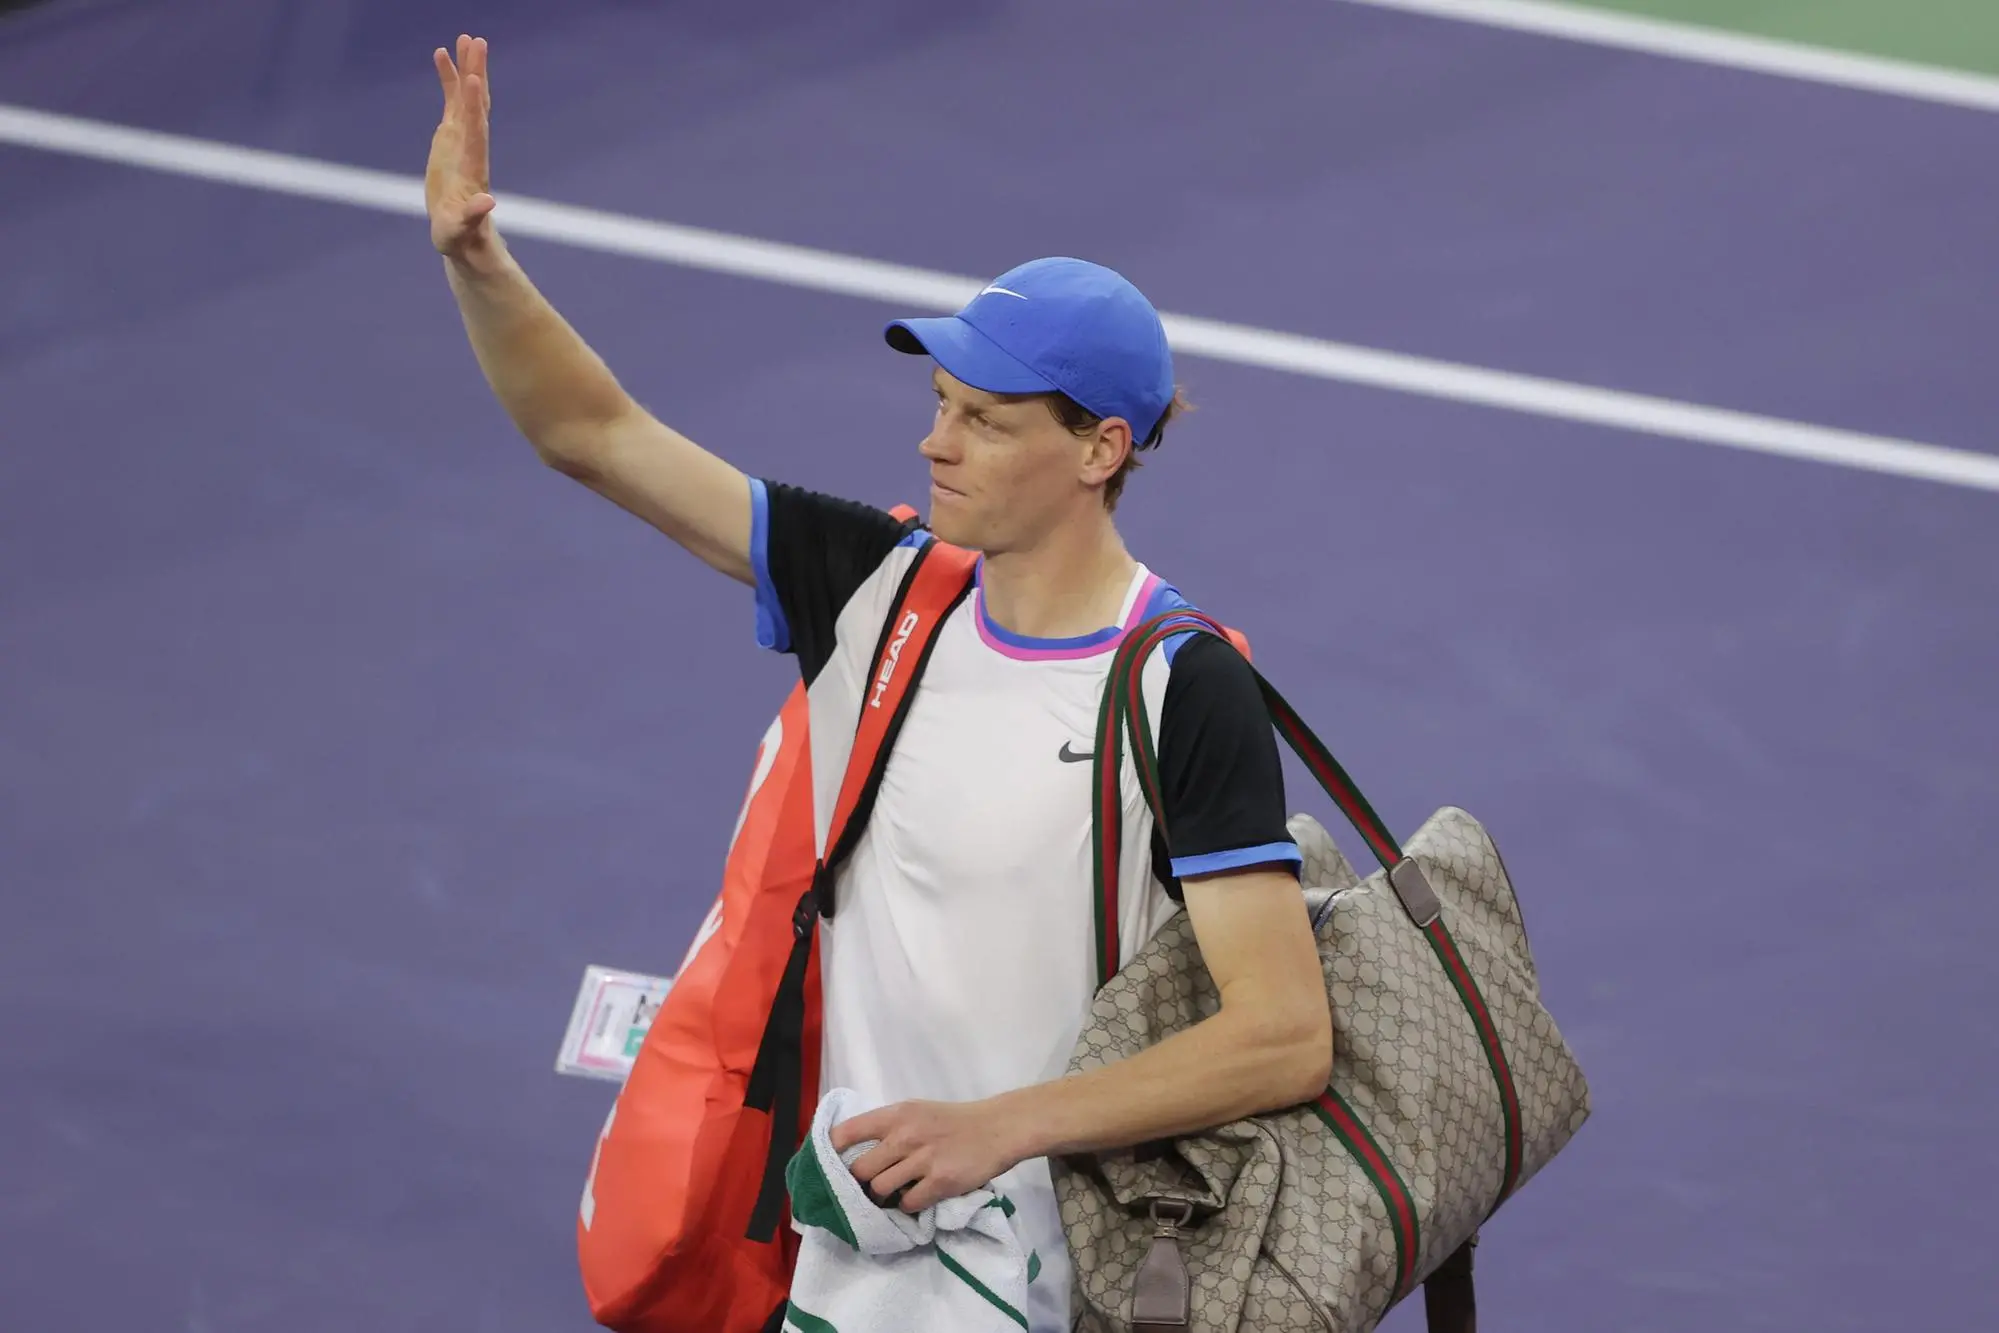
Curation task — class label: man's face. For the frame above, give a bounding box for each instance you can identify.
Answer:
[918,368,1128,552]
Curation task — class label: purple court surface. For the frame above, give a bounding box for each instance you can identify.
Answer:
[3,2,1996,1330]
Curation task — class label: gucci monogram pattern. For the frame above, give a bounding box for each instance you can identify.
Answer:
[1054,807,1590,1332]
[1290,813,1359,912]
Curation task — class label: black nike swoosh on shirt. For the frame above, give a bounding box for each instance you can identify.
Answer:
[1057,742,1095,764]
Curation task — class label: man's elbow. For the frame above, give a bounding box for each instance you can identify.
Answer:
[528,398,643,479]
[1282,1028,1335,1106]
[1251,1003,1335,1109]
[534,423,609,480]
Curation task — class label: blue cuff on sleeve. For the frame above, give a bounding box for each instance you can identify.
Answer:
[749,479,789,653]
[1170,841,1304,880]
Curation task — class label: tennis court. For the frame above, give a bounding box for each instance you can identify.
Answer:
[3,1,1995,1329]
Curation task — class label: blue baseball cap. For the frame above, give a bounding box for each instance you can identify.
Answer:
[885,257,1176,442]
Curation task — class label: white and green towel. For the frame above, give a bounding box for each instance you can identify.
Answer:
[783,1086,1039,1333]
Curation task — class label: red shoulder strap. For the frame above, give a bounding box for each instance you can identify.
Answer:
[817,528,977,873]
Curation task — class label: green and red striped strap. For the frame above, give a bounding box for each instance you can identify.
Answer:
[1090,610,1525,1243]
[1311,1090,1422,1299]
[1088,624,1129,992]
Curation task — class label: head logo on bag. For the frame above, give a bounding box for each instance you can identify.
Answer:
[869,610,921,710]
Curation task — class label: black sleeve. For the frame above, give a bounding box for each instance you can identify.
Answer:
[1149,634,1301,901]
[757,480,917,684]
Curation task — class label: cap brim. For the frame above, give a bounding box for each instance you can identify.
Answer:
[884,316,1059,396]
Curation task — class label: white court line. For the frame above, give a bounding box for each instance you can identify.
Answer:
[1338,0,1999,113]
[4,101,1997,496]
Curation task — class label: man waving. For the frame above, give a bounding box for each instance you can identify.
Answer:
[427,35,1332,1333]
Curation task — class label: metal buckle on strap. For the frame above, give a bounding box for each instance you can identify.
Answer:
[1388,858,1442,929]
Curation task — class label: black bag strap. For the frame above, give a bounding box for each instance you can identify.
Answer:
[1424,1237,1477,1333]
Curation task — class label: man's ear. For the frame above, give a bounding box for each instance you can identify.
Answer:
[1082,418,1134,485]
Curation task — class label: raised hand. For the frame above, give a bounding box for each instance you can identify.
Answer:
[426,34,499,264]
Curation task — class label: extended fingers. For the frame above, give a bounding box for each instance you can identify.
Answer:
[438,35,489,102]
[459,34,489,107]
[461,72,488,128]
[462,77,491,179]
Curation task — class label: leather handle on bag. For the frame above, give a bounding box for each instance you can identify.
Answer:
[1130,1200,1194,1332]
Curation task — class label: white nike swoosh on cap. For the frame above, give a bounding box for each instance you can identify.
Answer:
[979,285,1028,300]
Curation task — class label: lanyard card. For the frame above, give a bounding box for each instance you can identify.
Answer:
[555,964,673,1083]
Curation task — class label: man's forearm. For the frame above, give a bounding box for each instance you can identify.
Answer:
[444,244,634,466]
[991,1002,1330,1164]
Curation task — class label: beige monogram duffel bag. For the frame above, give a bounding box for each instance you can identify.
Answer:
[1054,612,1592,1333]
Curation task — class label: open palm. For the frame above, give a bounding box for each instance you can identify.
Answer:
[426,34,497,260]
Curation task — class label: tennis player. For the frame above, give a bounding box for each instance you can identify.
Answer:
[427,35,1331,1333]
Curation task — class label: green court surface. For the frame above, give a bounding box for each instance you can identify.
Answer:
[1573,0,1999,75]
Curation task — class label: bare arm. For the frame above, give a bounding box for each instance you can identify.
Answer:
[834,865,1334,1212]
[992,865,1334,1157]
[427,35,753,584]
